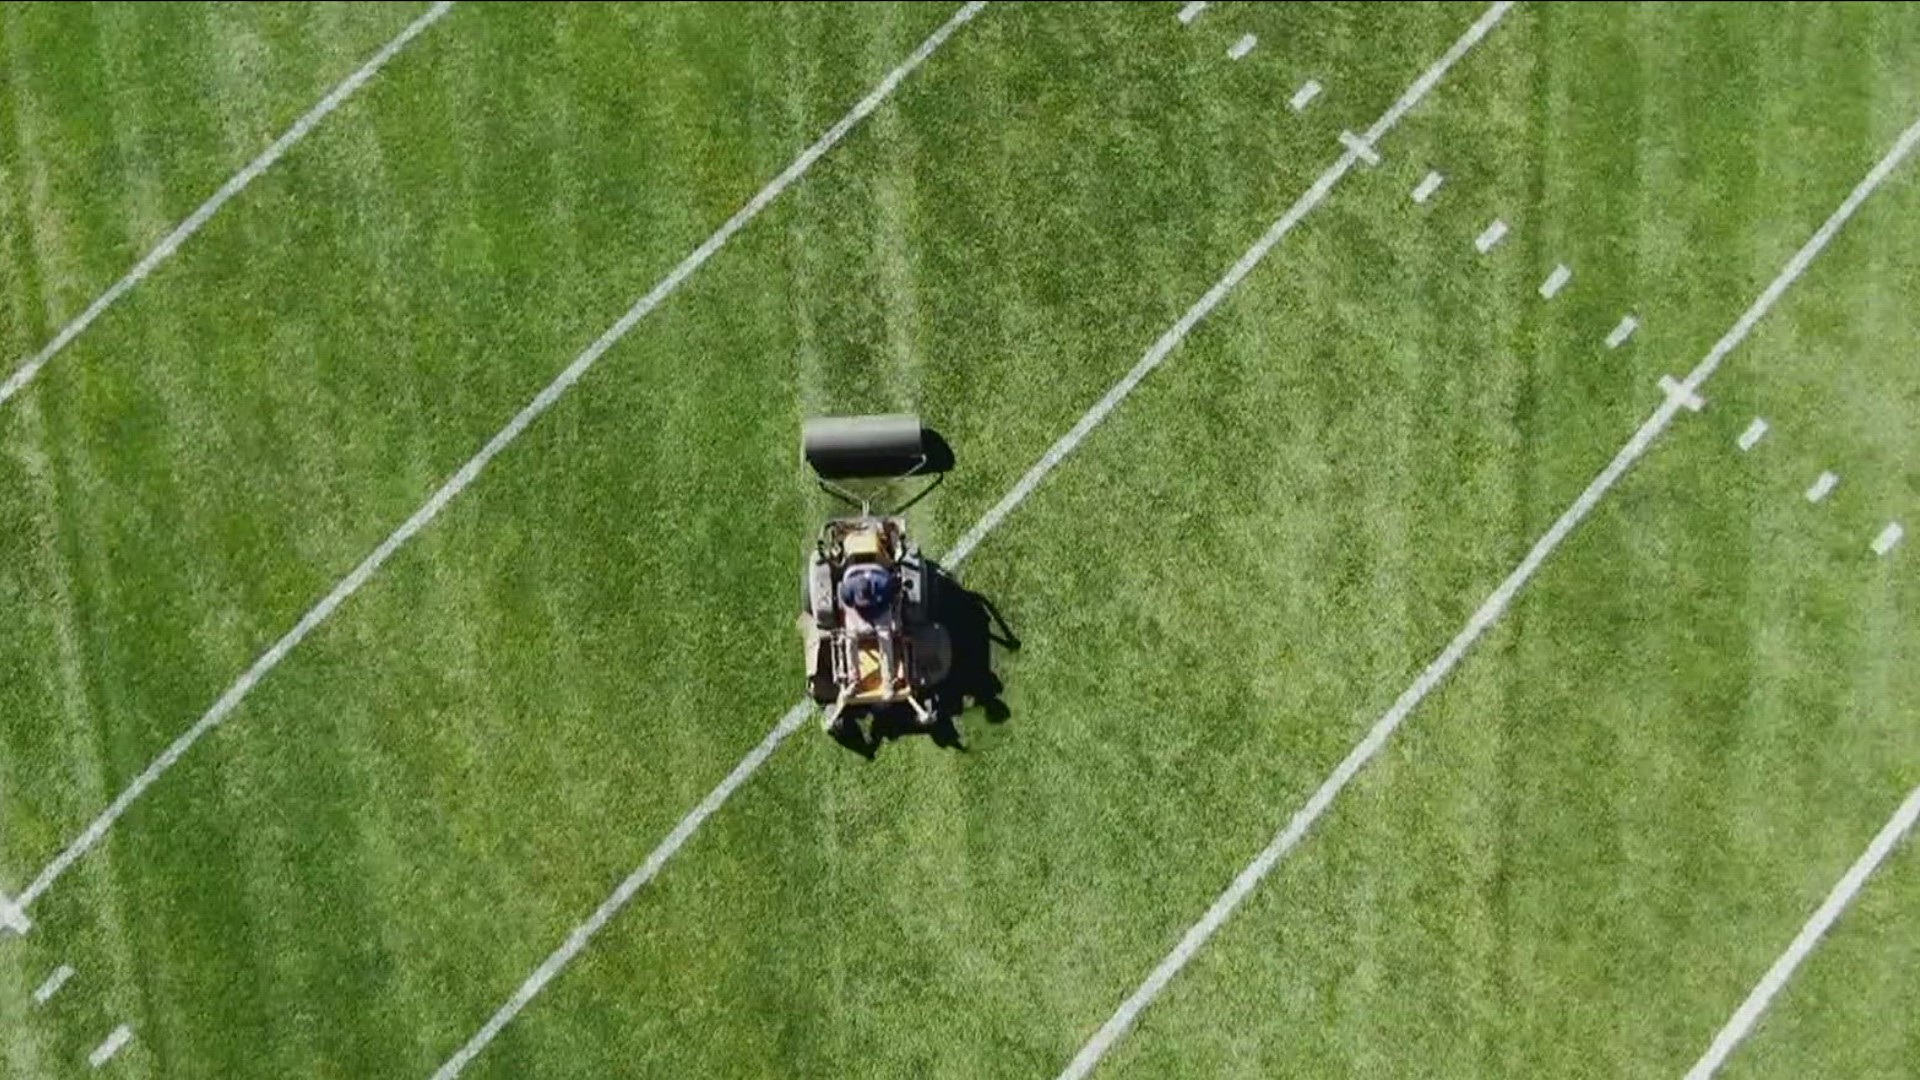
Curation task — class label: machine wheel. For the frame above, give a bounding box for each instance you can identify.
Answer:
[901,554,930,623]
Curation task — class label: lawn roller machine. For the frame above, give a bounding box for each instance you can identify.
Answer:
[799,414,952,735]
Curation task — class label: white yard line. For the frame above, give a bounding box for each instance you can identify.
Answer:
[1057,109,1920,1080]
[1539,263,1571,299]
[1804,471,1838,503]
[949,2,1513,567]
[1683,784,1920,1080]
[1474,218,1509,253]
[0,891,29,935]
[1228,34,1257,61]
[32,963,74,1006]
[1659,374,1705,413]
[1871,522,1904,556]
[430,4,1517,1075]
[10,0,987,921]
[1737,417,1768,451]
[1606,313,1641,348]
[1289,79,1323,111]
[1338,131,1381,167]
[87,1025,132,1069]
[0,0,455,412]
[1177,1,1209,25]
[428,700,813,1080]
[1412,170,1444,204]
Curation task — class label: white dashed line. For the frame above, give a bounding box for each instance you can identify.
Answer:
[440,7,1520,1078]
[1289,79,1322,111]
[32,964,74,1006]
[1538,263,1571,298]
[1605,314,1640,348]
[1474,218,1508,253]
[1805,471,1838,503]
[88,1025,132,1069]
[1737,417,1768,451]
[1411,170,1444,204]
[1872,523,1904,556]
[1177,0,1209,24]
[1228,33,1257,60]
[1060,96,1920,1080]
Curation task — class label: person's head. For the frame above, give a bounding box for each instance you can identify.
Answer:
[840,564,896,614]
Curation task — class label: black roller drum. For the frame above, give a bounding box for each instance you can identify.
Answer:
[802,414,925,479]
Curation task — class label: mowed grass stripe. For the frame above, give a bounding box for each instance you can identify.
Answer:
[1702,806,1920,1079]
[0,4,452,1071]
[471,0,1513,1072]
[1074,109,1920,1080]
[66,3,1459,1073]
[3,4,1915,1078]
[424,4,1543,1068]
[1685,784,1920,1080]
[7,0,971,919]
[0,0,437,879]
[0,1,453,409]
[533,4,1912,1068]
[0,3,979,1075]
[1067,8,1920,1076]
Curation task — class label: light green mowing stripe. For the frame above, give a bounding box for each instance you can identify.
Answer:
[424,5,989,1073]
[0,1,453,412]
[8,0,985,932]
[434,1,1515,1074]
[1683,782,1920,1080]
[1059,109,1920,1080]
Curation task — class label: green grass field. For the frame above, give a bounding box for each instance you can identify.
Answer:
[2,2,1917,1077]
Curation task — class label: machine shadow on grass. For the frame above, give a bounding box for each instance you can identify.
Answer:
[828,560,1020,760]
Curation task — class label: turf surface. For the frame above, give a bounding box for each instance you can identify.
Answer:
[1,2,1917,1077]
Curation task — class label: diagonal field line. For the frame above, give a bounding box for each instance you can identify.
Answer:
[0,0,455,412]
[947,0,1516,566]
[1056,112,1920,1080]
[1683,783,1920,1080]
[0,891,28,935]
[429,3,1515,1074]
[8,0,988,920]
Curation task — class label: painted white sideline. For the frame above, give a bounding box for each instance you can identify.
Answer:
[1289,79,1322,111]
[432,4,1516,1076]
[1177,1,1209,24]
[1411,170,1444,204]
[11,0,989,921]
[1058,109,1920,1080]
[32,963,75,1006]
[88,1025,132,1069]
[1737,417,1768,451]
[1871,522,1904,556]
[1804,471,1838,503]
[0,0,455,412]
[1539,263,1571,299]
[1474,218,1508,254]
[1228,34,1257,61]
[1683,784,1920,1080]
[1606,313,1640,348]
